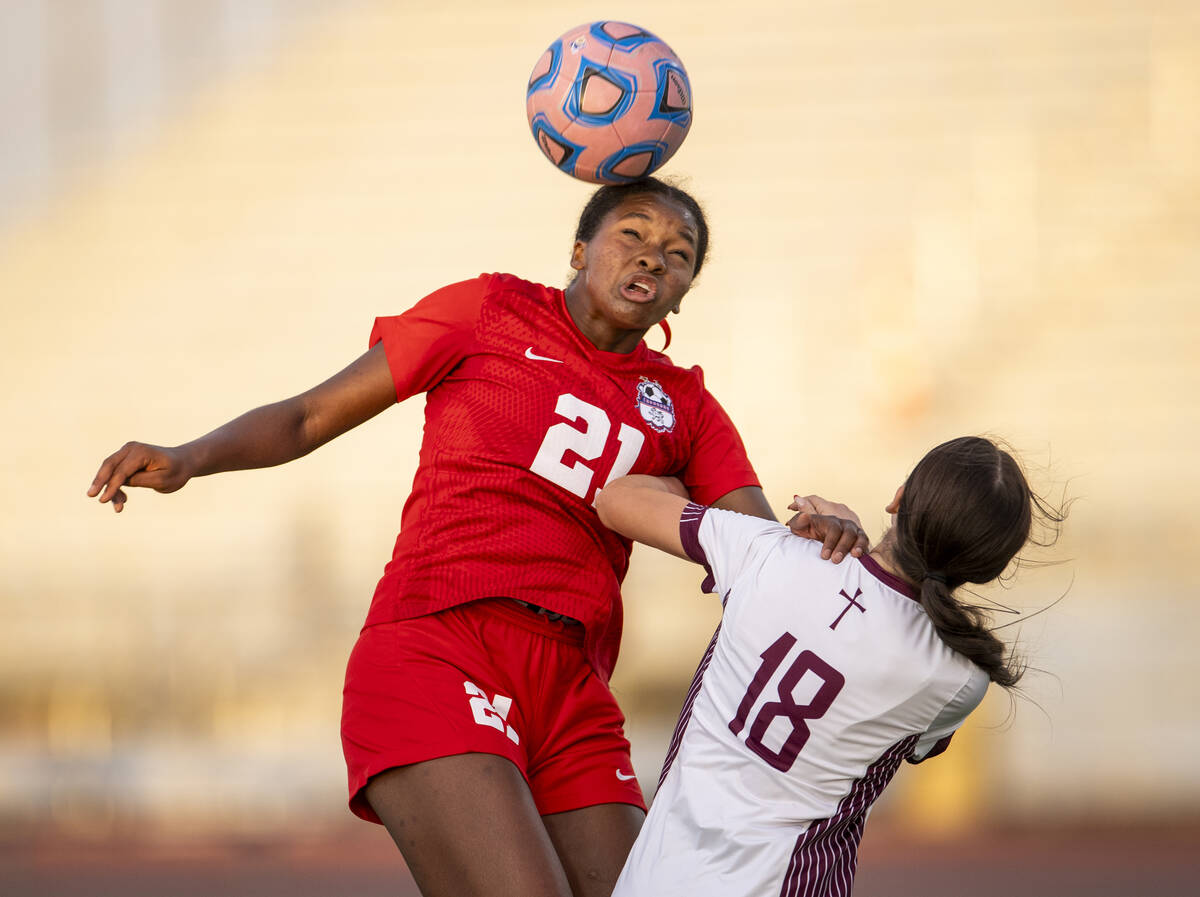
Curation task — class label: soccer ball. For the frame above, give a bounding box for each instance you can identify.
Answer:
[526,21,692,184]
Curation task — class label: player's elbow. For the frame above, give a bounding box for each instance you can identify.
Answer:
[594,479,639,533]
[593,484,619,529]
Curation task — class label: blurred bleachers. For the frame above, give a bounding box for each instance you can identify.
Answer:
[0,0,1197,849]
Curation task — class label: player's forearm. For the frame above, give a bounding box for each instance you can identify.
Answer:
[712,485,776,522]
[596,476,690,559]
[605,474,689,497]
[180,398,317,477]
[180,345,397,478]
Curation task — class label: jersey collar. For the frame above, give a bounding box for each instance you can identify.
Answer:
[858,554,920,603]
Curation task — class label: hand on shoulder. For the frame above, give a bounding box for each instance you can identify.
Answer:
[786,494,870,564]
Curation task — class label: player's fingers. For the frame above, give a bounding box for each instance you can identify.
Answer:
[801,494,863,528]
[786,510,814,538]
[808,514,866,563]
[111,488,127,512]
[829,521,870,563]
[791,512,843,560]
[850,523,870,557]
[818,515,844,562]
[88,445,131,498]
[97,466,134,504]
[788,495,815,515]
[789,510,869,561]
[97,445,155,504]
[98,477,127,504]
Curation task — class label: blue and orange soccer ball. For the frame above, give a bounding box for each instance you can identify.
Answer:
[526,21,692,184]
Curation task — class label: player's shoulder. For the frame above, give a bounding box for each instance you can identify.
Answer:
[484,272,559,302]
[701,507,797,560]
[851,556,983,677]
[640,342,698,374]
[853,554,918,602]
[845,555,938,629]
[706,505,788,533]
[638,345,710,399]
[470,273,565,329]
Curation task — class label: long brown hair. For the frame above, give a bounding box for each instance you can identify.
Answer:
[889,436,1064,687]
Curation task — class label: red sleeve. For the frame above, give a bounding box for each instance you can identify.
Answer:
[680,381,760,505]
[368,275,488,402]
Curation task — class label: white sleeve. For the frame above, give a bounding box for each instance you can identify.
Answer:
[909,665,990,763]
[678,502,784,598]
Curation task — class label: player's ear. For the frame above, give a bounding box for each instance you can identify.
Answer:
[570,240,587,271]
[884,485,904,515]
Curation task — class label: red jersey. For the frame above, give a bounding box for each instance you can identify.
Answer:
[366,273,759,680]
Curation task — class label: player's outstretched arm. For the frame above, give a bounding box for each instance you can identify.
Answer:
[87,343,396,512]
[595,475,691,559]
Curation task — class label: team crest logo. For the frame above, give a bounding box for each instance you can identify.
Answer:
[635,377,676,433]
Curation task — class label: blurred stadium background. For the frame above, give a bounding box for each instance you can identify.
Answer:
[1,0,1197,893]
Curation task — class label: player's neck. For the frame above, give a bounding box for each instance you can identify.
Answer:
[563,279,649,354]
[868,531,916,587]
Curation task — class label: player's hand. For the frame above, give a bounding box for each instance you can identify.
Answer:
[87,442,194,512]
[786,494,870,564]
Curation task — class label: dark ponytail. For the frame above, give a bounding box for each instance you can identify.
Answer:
[890,437,1064,687]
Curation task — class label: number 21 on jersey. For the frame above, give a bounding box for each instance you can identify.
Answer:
[529,393,645,502]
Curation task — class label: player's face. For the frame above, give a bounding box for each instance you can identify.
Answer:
[566,194,699,353]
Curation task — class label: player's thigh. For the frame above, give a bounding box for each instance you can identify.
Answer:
[542,802,645,897]
[366,752,573,897]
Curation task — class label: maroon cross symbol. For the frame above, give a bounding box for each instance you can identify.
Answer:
[830,587,866,630]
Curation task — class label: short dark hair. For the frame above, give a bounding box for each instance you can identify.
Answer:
[890,436,1066,687]
[573,177,709,276]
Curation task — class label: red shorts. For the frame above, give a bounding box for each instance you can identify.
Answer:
[341,597,646,823]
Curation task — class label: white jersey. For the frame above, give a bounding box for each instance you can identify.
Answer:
[613,504,989,897]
